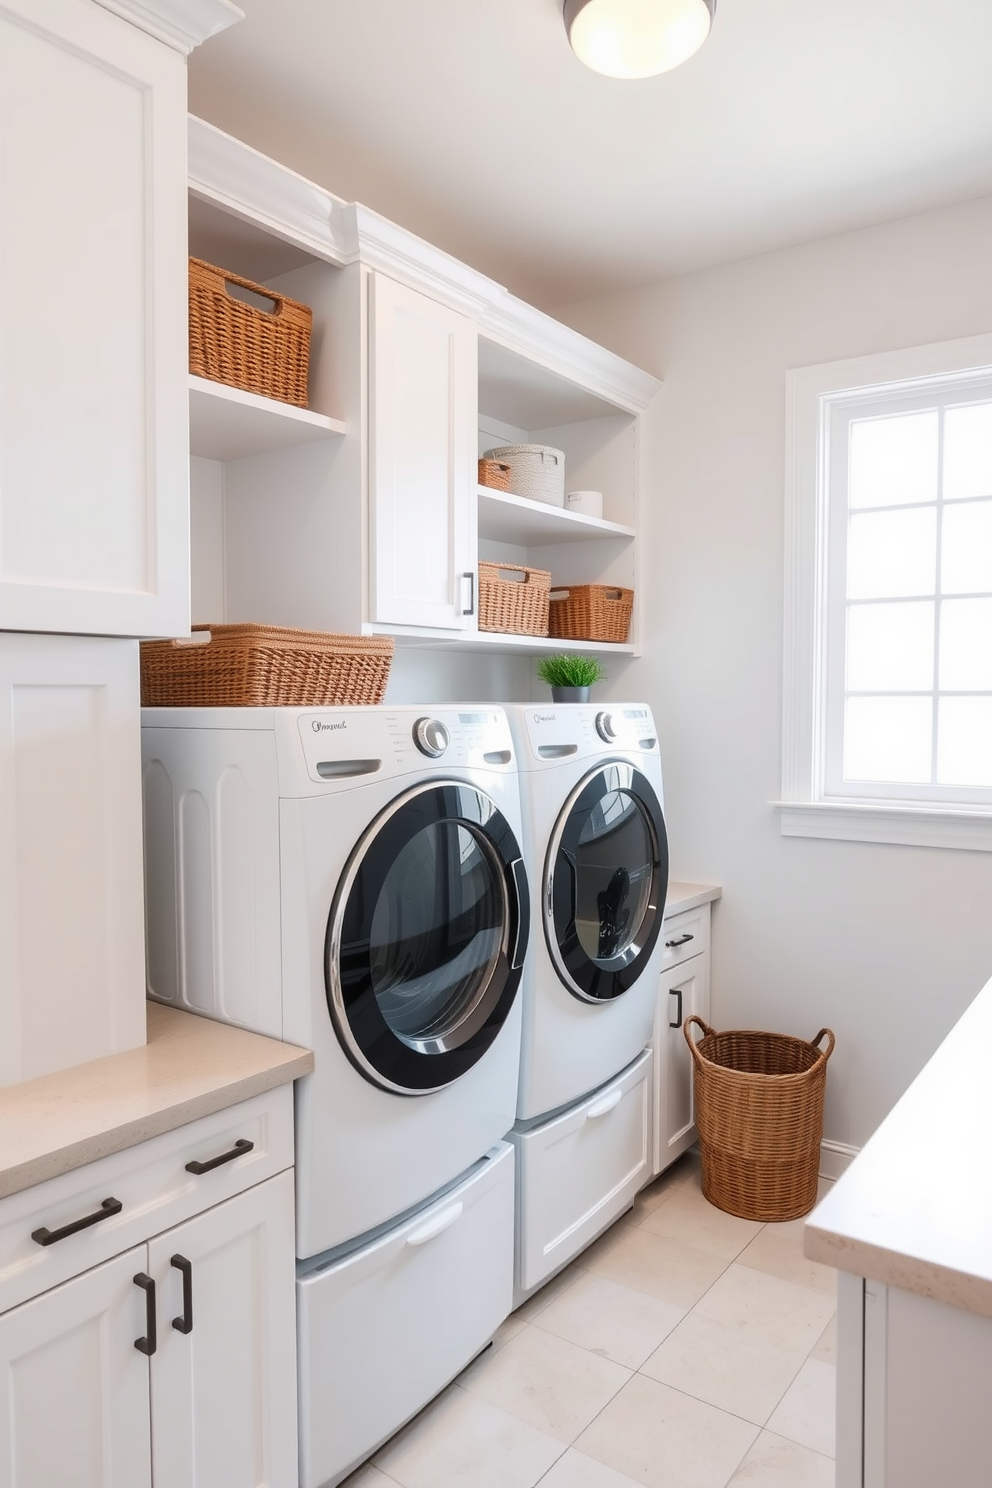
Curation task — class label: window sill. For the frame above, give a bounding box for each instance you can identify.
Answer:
[775,800,992,852]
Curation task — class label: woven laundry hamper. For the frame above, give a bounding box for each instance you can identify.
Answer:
[483,445,565,507]
[684,1017,835,1222]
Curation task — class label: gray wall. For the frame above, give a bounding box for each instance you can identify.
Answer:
[554,196,992,1149]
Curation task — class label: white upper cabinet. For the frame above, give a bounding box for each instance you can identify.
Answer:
[370,274,478,631]
[0,0,233,639]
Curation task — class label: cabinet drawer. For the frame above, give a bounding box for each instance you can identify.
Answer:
[0,1085,293,1315]
[659,904,710,971]
[512,1048,652,1297]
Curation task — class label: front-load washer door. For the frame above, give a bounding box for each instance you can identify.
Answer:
[547,762,669,1003]
[325,782,529,1095]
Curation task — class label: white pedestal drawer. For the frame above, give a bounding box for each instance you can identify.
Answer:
[511,1047,653,1300]
[297,1142,514,1488]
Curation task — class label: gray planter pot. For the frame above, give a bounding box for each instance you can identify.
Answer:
[551,685,590,703]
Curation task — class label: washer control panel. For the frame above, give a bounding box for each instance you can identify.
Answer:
[413,717,450,757]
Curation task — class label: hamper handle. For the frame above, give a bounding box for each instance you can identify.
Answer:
[683,1015,714,1068]
[811,1028,836,1062]
[217,266,286,317]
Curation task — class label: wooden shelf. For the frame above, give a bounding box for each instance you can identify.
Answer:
[477,487,634,546]
[188,376,346,461]
[370,624,634,658]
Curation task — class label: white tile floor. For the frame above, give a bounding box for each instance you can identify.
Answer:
[344,1153,837,1488]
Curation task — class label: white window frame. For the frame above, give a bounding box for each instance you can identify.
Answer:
[780,332,992,852]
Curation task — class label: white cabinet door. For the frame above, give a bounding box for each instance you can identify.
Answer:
[0,1246,151,1488]
[0,0,189,637]
[148,1170,298,1488]
[369,272,477,630]
[0,634,145,1087]
[656,953,710,1172]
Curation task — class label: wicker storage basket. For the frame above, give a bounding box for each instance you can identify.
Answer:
[684,1017,835,1222]
[478,457,512,492]
[483,445,565,507]
[549,584,634,644]
[189,257,313,408]
[477,563,551,636]
[140,625,394,708]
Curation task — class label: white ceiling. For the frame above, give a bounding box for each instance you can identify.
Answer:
[188,0,992,310]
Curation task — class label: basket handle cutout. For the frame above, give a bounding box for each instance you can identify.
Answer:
[496,568,529,583]
[811,1028,836,1061]
[549,590,571,601]
[222,279,284,317]
[602,590,623,601]
[172,630,213,648]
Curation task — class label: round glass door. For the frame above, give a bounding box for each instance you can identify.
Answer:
[326,782,529,1094]
[546,762,668,1002]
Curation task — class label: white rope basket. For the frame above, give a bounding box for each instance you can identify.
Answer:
[484,444,565,507]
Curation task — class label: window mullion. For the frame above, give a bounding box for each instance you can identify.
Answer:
[931,405,945,786]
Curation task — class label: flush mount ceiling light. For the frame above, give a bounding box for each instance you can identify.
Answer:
[564,0,716,79]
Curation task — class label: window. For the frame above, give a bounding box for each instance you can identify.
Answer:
[781,334,992,850]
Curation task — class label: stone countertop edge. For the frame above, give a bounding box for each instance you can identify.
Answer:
[664,881,722,917]
[804,973,992,1320]
[0,1003,314,1201]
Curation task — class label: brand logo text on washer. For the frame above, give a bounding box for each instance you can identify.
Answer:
[312,720,347,732]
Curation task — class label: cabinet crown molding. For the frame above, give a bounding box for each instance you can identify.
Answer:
[187,116,663,414]
[94,0,242,53]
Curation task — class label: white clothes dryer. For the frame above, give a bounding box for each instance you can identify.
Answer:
[504,703,669,1300]
[141,704,529,1259]
[505,703,669,1122]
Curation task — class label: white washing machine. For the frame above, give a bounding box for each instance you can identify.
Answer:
[141,704,528,1486]
[504,702,669,1298]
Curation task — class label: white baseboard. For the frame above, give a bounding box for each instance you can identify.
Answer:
[819,1139,860,1181]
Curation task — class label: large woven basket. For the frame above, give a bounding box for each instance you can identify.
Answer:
[549,584,633,644]
[483,445,565,507]
[684,1018,835,1222]
[478,563,550,636]
[140,625,394,708]
[189,257,313,408]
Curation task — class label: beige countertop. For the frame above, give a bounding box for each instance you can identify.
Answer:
[0,1003,313,1200]
[665,881,722,917]
[805,974,992,1319]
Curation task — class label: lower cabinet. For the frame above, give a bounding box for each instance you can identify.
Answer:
[654,953,710,1175]
[0,1089,298,1488]
[836,1271,992,1488]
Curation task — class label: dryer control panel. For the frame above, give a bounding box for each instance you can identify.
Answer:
[287,706,515,789]
[518,703,658,766]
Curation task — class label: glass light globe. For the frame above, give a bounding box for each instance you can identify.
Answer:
[565,0,715,80]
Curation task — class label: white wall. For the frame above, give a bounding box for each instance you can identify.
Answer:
[554,196,992,1149]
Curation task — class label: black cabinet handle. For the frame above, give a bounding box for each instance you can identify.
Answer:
[31,1197,122,1247]
[133,1273,156,1356]
[185,1138,253,1175]
[171,1254,193,1334]
[462,571,475,616]
[669,986,683,1029]
[665,932,694,948]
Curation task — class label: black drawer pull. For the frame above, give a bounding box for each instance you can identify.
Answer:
[171,1254,193,1334]
[185,1137,253,1175]
[669,986,683,1029]
[31,1196,122,1247]
[665,932,694,948]
[134,1273,157,1356]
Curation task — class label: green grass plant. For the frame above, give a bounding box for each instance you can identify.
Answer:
[536,654,606,688]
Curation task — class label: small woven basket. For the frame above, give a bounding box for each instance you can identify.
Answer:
[549,584,633,644]
[140,625,394,708]
[483,445,565,507]
[478,458,512,492]
[477,563,550,636]
[189,257,313,408]
[684,1018,835,1222]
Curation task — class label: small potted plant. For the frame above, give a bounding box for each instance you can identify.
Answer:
[536,654,606,703]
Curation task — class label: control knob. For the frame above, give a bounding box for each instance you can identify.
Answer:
[595,711,618,742]
[413,717,450,757]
